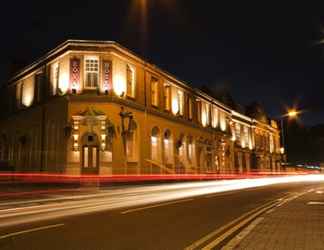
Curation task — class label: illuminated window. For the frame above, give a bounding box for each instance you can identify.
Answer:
[163,129,173,164]
[177,90,184,116]
[163,84,171,111]
[21,76,35,107]
[220,112,227,131]
[84,56,99,89]
[151,127,161,161]
[50,62,59,96]
[269,134,274,153]
[243,126,249,147]
[151,76,159,107]
[235,123,241,141]
[212,106,218,128]
[188,98,193,120]
[196,100,202,123]
[187,136,194,163]
[201,102,210,127]
[126,121,137,162]
[126,64,135,98]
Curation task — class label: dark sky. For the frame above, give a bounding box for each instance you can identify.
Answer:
[1,1,324,125]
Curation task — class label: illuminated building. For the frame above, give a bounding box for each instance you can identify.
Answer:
[0,40,282,175]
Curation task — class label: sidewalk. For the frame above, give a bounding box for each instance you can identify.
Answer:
[231,186,324,250]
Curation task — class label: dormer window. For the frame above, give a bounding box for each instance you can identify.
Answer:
[84,56,99,89]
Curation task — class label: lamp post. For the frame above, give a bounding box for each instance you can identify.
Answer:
[280,108,299,156]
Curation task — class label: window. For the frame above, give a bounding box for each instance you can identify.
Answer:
[151,76,159,107]
[151,127,161,161]
[212,106,218,128]
[235,123,241,142]
[126,121,137,162]
[177,90,184,116]
[51,62,59,96]
[188,98,193,120]
[187,136,194,164]
[201,101,210,127]
[21,76,35,107]
[126,64,135,98]
[85,56,99,89]
[163,130,173,164]
[220,112,227,131]
[163,84,171,111]
[196,100,202,123]
[243,126,249,148]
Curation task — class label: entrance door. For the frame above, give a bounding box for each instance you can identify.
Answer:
[82,145,99,174]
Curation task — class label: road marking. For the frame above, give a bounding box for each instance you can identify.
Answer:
[0,223,64,240]
[120,198,194,214]
[221,217,264,250]
[307,201,324,205]
[184,199,279,250]
[204,190,245,198]
[201,204,276,250]
[186,192,305,250]
[186,190,311,250]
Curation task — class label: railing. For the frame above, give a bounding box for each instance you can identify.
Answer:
[145,159,175,174]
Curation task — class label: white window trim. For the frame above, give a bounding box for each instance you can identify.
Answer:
[84,55,99,90]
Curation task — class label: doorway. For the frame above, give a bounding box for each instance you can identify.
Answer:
[81,133,99,174]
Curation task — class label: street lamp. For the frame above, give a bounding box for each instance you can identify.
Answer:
[280,108,300,157]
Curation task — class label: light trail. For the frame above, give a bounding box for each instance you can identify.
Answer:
[0,174,323,228]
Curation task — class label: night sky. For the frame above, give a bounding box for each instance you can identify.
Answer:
[1,1,324,125]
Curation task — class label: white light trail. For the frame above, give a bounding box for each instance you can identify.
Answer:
[0,174,323,228]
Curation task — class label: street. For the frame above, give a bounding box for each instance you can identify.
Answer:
[0,176,323,249]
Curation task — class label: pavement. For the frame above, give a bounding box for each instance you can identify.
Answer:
[228,186,324,250]
[0,176,323,249]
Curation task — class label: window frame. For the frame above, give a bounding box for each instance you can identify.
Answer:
[84,55,100,90]
[150,76,159,107]
[126,64,136,98]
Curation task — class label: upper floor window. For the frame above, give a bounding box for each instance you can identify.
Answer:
[50,62,59,96]
[84,56,99,89]
[151,76,159,107]
[177,90,184,116]
[201,101,210,127]
[126,64,135,98]
[188,97,193,120]
[163,84,171,111]
[220,112,227,131]
[235,123,241,141]
[211,106,218,128]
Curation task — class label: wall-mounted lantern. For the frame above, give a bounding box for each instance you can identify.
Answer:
[119,106,133,153]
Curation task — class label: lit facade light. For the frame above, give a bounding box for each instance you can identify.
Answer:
[172,98,179,115]
[280,147,285,154]
[59,72,69,94]
[114,74,126,97]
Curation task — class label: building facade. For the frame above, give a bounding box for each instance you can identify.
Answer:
[0,40,282,175]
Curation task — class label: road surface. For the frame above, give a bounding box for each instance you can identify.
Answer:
[0,176,323,250]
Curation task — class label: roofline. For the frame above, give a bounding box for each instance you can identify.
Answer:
[8,39,276,130]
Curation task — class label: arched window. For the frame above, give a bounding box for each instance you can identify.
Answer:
[187,136,194,164]
[163,129,173,165]
[126,120,137,162]
[151,126,161,162]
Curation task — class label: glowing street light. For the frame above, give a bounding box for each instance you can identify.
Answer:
[287,109,298,118]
